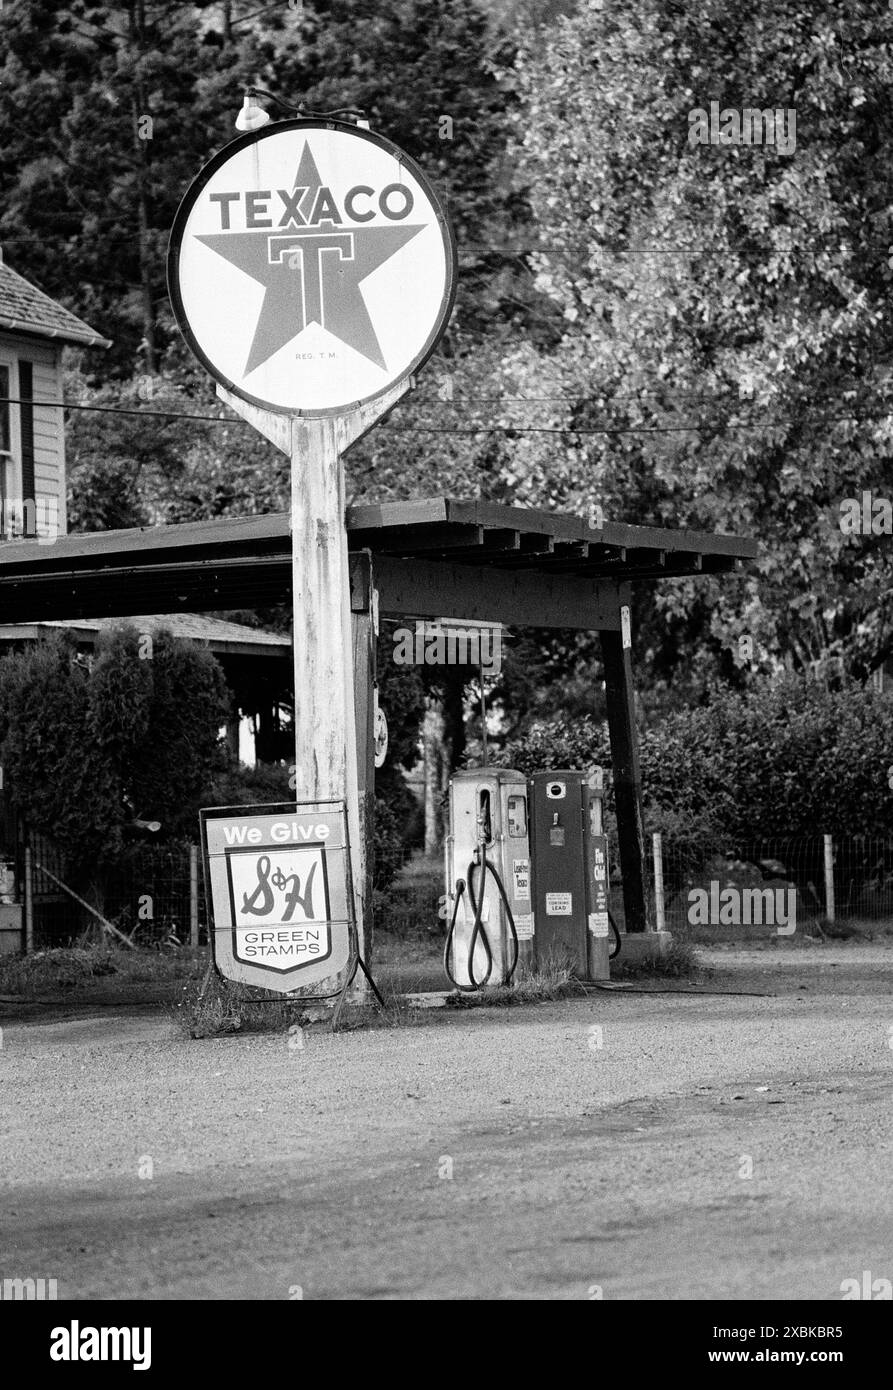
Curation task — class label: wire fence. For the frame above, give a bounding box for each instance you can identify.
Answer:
[379,833,893,940]
[641,834,893,934]
[12,829,893,953]
[102,845,208,948]
[21,840,208,950]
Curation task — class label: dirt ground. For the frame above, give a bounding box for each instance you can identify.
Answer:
[1,938,892,1300]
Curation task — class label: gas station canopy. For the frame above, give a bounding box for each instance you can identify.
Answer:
[0,497,756,629]
[0,496,757,944]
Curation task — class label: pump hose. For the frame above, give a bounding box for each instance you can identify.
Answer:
[467,844,520,988]
[443,875,489,992]
[443,845,520,992]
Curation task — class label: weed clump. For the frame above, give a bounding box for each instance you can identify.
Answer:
[445,960,585,1009]
[174,970,315,1039]
[612,939,701,979]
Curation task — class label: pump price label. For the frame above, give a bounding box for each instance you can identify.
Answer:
[545,891,573,916]
[590,835,609,911]
[588,833,610,937]
[513,912,534,941]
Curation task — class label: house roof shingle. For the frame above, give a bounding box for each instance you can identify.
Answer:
[0,256,111,350]
[0,613,290,659]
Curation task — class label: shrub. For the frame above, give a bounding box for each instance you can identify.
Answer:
[502,676,893,839]
[372,765,424,893]
[206,762,292,808]
[499,713,609,777]
[639,677,893,841]
[0,626,230,877]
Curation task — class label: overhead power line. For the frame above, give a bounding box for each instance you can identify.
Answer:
[376,412,893,437]
[2,395,893,440]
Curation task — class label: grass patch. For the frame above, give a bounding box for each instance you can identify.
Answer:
[0,944,117,995]
[0,940,203,998]
[612,938,703,979]
[816,915,892,940]
[445,959,586,1009]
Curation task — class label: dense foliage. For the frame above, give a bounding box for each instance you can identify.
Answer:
[0,628,230,877]
[503,0,893,692]
[501,675,893,842]
[0,0,526,368]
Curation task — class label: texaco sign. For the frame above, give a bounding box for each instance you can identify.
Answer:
[168,119,456,416]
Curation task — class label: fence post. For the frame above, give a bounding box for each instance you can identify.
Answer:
[652,832,666,932]
[24,845,34,955]
[189,844,199,948]
[823,833,835,924]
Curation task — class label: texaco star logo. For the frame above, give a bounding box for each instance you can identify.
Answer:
[168,121,456,416]
[198,142,425,375]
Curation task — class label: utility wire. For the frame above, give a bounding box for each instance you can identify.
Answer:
[0,396,242,426]
[350,412,892,437]
[2,397,892,438]
[410,389,877,406]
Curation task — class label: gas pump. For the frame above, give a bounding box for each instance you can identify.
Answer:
[444,769,533,990]
[527,769,613,981]
[528,771,588,975]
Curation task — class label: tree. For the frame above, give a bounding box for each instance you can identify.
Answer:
[501,0,893,690]
[0,627,230,887]
[64,359,289,532]
[0,1,238,373]
[0,1,539,377]
[0,633,119,867]
[90,625,231,837]
[0,0,561,561]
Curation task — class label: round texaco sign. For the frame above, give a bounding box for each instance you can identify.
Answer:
[168,119,456,416]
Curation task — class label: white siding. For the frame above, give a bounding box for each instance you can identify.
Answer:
[0,333,65,535]
[32,355,65,533]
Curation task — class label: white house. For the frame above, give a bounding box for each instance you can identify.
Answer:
[0,248,110,540]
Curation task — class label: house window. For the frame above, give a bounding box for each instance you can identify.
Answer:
[0,364,10,515]
[0,358,26,537]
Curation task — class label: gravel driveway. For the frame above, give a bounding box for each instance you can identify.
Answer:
[2,941,892,1299]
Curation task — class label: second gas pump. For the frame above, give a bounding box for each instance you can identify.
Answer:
[444,767,613,989]
[528,769,611,981]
